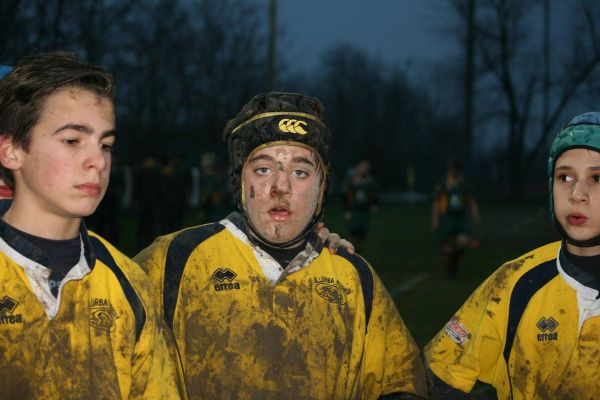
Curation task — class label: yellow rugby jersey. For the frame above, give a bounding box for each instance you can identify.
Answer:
[0,220,182,399]
[425,241,600,399]
[135,212,426,400]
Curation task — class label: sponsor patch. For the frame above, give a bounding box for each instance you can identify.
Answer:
[89,298,118,332]
[313,276,352,305]
[444,318,471,345]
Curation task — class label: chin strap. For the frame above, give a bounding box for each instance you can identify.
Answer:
[555,219,600,247]
[247,211,322,250]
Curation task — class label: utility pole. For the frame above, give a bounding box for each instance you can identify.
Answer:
[267,0,277,91]
[543,0,550,132]
[464,0,475,162]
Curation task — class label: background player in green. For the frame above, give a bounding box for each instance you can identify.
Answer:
[431,160,481,278]
[426,111,600,399]
[343,157,379,254]
[135,91,426,399]
[0,51,181,399]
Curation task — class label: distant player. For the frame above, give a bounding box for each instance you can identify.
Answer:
[426,112,600,399]
[431,160,480,278]
[343,158,379,254]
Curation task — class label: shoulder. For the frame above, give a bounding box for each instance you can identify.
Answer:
[330,248,374,280]
[468,241,561,306]
[87,231,151,340]
[329,249,378,320]
[493,241,560,286]
[135,222,227,263]
[88,231,147,284]
[166,222,226,250]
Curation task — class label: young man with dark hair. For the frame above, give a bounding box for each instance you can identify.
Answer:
[0,51,181,399]
[136,92,426,399]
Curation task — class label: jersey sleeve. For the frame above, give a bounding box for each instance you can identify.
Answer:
[424,269,509,394]
[134,235,173,317]
[361,267,427,399]
[130,311,185,399]
[133,237,188,399]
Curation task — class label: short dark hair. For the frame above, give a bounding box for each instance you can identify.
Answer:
[0,51,115,185]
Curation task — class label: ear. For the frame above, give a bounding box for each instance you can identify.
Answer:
[0,135,22,171]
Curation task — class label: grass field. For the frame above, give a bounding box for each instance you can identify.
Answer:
[100,199,560,399]
[323,200,558,347]
[322,199,559,399]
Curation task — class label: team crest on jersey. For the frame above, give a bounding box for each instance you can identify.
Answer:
[211,267,241,291]
[0,295,23,325]
[89,298,118,332]
[536,316,559,341]
[445,318,471,345]
[313,276,352,305]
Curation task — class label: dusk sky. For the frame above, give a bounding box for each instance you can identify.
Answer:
[276,0,457,74]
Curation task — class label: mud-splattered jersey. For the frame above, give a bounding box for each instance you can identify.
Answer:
[425,241,600,400]
[135,212,426,400]
[0,220,182,399]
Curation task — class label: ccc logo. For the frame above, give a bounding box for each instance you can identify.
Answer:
[278,118,308,135]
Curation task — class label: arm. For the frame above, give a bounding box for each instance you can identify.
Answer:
[426,367,469,400]
[424,270,508,395]
[431,199,439,230]
[466,195,481,227]
[431,185,442,230]
[132,238,187,399]
[361,267,428,399]
[130,314,185,399]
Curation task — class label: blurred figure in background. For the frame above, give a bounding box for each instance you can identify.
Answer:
[135,152,162,248]
[431,160,481,278]
[198,151,224,223]
[158,154,188,234]
[343,157,379,254]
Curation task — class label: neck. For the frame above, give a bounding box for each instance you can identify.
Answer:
[248,226,308,250]
[565,241,600,257]
[3,202,81,240]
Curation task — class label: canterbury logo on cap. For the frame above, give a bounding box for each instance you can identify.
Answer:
[231,111,323,134]
[278,118,308,135]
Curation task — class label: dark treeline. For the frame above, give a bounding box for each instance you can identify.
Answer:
[2,0,600,201]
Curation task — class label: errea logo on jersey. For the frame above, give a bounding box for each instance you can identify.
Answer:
[536,316,559,341]
[278,118,308,135]
[211,268,241,291]
[0,295,23,325]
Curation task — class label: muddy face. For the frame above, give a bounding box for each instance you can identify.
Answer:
[243,145,322,243]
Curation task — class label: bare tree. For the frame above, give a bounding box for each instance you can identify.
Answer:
[311,44,454,191]
[460,0,600,196]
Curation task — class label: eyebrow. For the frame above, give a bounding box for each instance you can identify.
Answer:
[53,123,116,138]
[248,154,315,167]
[555,165,600,171]
[291,156,315,167]
[248,154,274,163]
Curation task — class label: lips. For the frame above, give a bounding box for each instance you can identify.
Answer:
[0,185,12,198]
[268,205,292,222]
[567,213,587,226]
[76,183,102,197]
